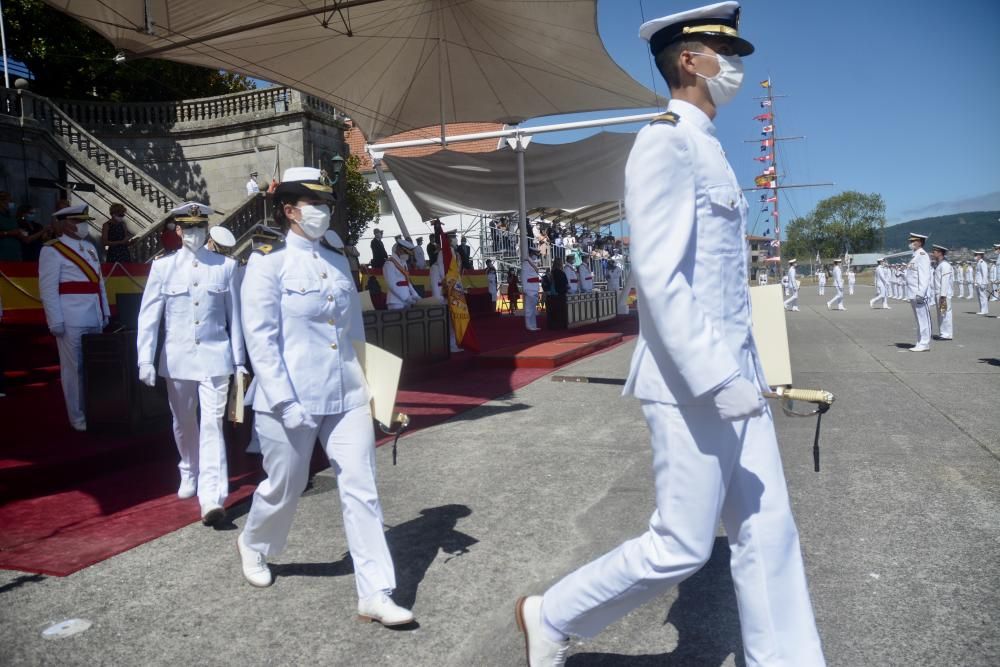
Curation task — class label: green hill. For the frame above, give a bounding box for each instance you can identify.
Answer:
[883,211,1000,252]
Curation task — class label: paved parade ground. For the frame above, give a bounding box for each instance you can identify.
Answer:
[2,287,998,666]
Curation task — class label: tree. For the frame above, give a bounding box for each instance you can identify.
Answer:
[338,155,379,247]
[782,191,886,260]
[3,0,254,101]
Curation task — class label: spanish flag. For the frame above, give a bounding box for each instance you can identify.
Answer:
[760,79,771,88]
[432,219,480,353]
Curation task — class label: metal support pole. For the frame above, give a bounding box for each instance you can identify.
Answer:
[372,156,411,241]
[515,139,528,262]
[0,0,10,88]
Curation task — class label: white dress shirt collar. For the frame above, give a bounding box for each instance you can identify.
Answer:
[667,98,716,136]
[285,230,317,252]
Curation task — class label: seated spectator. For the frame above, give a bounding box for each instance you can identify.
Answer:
[0,191,23,261]
[102,203,133,263]
[16,204,48,262]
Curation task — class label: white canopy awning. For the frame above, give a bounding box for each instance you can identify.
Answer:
[382,131,635,221]
[45,0,664,142]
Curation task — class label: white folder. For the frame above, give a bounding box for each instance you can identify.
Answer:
[352,341,404,426]
[749,284,793,387]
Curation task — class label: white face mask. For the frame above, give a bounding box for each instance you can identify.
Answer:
[909,242,920,251]
[182,227,207,252]
[76,222,91,238]
[294,203,331,240]
[691,52,744,106]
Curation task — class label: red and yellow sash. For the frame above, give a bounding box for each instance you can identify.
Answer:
[50,241,100,284]
[388,256,410,286]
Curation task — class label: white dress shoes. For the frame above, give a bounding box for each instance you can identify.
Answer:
[177,477,197,499]
[515,596,569,666]
[910,345,929,352]
[357,592,414,626]
[237,532,273,587]
[201,504,226,526]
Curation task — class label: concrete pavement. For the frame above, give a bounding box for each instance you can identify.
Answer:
[1,285,997,666]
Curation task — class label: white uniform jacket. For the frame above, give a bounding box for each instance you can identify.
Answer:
[429,259,446,302]
[906,248,931,300]
[974,259,988,287]
[578,263,594,292]
[240,231,369,415]
[137,245,244,381]
[818,272,826,285]
[623,100,766,406]
[965,265,974,287]
[936,260,953,298]
[564,265,579,294]
[832,266,843,288]
[384,254,420,309]
[38,235,110,329]
[607,267,623,291]
[787,267,797,291]
[522,259,541,293]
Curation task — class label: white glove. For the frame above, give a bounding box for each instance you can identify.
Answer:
[49,323,66,337]
[712,376,765,422]
[138,363,157,387]
[279,401,317,431]
[235,365,248,378]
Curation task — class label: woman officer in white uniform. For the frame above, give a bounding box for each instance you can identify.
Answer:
[236,167,413,627]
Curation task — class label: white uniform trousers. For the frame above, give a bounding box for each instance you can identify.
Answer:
[924,298,936,337]
[967,284,975,300]
[55,325,102,428]
[165,376,230,509]
[542,401,825,666]
[783,290,798,310]
[817,283,825,295]
[911,298,931,347]
[869,286,887,309]
[937,297,953,339]
[826,287,843,309]
[976,286,989,314]
[523,290,538,329]
[243,405,396,600]
[955,282,964,299]
[848,284,854,295]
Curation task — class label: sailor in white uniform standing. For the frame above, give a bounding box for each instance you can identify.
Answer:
[236,168,412,626]
[563,258,579,295]
[906,233,932,351]
[964,262,975,300]
[577,257,595,293]
[826,258,845,310]
[870,258,889,309]
[136,203,245,525]
[384,239,420,310]
[38,205,110,431]
[783,258,799,311]
[515,5,825,665]
[973,250,989,315]
[817,268,826,295]
[931,245,953,340]
[522,250,542,331]
[847,266,856,295]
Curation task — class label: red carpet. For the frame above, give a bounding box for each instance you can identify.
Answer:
[0,313,637,576]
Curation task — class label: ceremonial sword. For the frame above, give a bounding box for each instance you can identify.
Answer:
[550,376,835,472]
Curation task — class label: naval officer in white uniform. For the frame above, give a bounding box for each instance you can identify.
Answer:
[521,250,542,331]
[38,205,110,431]
[870,258,890,309]
[826,258,845,310]
[515,5,825,665]
[383,239,420,310]
[906,233,932,351]
[931,245,954,340]
[783,258,799,311]
[136,203,246,525]
[973,251,990,314]
[236,168,412,626]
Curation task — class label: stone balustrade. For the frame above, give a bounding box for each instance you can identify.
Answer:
[53,87,343,129]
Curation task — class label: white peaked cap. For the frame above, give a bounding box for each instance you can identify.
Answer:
[209,225,236,247]
[170,202,215,218]
[397,238,416,251]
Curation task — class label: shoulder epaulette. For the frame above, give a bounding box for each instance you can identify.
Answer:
[43,239,60,246]
[152,248,178,261]
[253,238,285,255]
[651,111,680,126]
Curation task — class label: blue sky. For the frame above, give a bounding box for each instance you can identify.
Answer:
[521,0,1000,228]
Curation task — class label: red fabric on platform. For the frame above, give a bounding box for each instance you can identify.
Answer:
[0,314,637,576]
